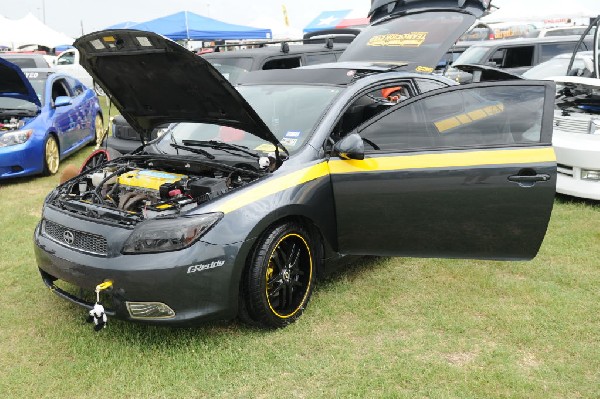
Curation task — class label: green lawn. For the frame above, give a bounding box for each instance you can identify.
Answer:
[0,142,599,397]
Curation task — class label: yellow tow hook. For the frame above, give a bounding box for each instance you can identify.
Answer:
[87,280,112,331]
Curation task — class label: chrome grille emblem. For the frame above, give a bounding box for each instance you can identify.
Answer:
[63,230,75,245]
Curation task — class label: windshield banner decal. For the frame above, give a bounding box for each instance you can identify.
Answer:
[367,32,428,47]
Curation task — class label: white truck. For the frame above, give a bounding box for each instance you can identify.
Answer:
[54,48,104,94]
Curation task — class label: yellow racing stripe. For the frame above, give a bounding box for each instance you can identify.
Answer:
[328,147,555,174]
[218,147,555,214]
[218,162,330,214]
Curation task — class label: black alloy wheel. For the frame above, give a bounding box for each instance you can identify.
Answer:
[240,222,317,328]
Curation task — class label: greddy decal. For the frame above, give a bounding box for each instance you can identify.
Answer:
[368,32,428,47]
[187,260,225,274]
[216,147,555,214]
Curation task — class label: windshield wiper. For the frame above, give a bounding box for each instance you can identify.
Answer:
[170,143,215,159]
[181,139,260,159]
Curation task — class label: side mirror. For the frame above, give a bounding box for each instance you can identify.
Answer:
[333,133,365,160]
[54,96,72,107]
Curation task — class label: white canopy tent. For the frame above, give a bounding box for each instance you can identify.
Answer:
[482,2,597,25]
[247,16,303,40]
[0,13,74,50]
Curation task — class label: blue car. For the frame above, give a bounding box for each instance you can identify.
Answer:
[0,58,102,179]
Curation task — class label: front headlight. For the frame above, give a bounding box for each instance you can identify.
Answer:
[122,213,223,254]
[0,129,33,147]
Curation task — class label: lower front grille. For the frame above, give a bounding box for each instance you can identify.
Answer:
[42,219,108,256]
[557,163,574,177]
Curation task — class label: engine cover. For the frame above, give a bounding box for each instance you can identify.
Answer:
[117,169,187,191]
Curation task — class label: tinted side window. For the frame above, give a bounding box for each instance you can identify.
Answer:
[305,53,337,65]
[416,78,447,93]
[262,57,301,70]
[358,86,545,151]
[540,42,576,62]
[502,46,534,68]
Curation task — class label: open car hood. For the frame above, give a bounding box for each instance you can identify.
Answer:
[338,0,492,73]
[73,30,282,150]
[0,57,42,107]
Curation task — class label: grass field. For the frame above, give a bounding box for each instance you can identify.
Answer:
[0,134,599,397]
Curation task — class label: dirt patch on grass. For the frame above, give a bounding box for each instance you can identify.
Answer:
[519,351,542,369]
[444,351,479,367]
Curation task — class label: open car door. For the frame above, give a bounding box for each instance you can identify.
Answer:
[329,80,556,260]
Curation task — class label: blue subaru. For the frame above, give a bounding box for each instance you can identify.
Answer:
[0,58,102,179]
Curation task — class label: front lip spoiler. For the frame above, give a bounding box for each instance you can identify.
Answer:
[40,269,116,316]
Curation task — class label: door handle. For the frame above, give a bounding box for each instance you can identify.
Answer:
[508,174,550,183]
[508,173,551,187]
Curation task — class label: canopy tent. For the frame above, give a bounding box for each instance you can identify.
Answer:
[482,2,597,25]
[0,13,74,50]
[304,9,370,34]
[106,21,139,29]
[247,16,302,40]
[128,11,272,41]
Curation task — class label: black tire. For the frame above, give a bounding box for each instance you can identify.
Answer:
[240,222,318,329]
[42,135,60,176]
[79,147,121,173]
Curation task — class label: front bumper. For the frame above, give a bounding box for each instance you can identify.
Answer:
[0,139,43,179]
[34,207,250,325]
[553,130,600,201]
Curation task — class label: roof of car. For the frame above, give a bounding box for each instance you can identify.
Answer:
[465,35,590,48]
[202,43,348,59]
[236,66,452,86]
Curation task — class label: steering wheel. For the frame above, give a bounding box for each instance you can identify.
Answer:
[362,137,380,150]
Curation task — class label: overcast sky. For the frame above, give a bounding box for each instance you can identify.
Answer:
[0,0,598,38]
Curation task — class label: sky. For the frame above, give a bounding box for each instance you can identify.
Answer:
[0,0,598,39]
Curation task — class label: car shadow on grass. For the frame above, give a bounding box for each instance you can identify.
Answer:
[555,193,600,207]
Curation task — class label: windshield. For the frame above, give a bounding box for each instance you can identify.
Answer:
[338,11,475,72]
[452,45,490,65]
[204,57,253,84]
[0,75,45,111]
[155,84,342,156]
[523,57,586,80]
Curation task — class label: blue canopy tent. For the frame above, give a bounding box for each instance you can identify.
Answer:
[128,11,272,40]
[106,21,138,29]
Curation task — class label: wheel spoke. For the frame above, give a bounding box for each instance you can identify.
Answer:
[269,280,284,297]
[286,281,294,307]
[288,243,298,266]
[279,283,287,308]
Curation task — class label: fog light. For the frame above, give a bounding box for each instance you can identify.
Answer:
[126,302,175,319]
[581,169,600,181]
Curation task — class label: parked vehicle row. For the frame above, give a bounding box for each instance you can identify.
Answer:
[34,0,559,329]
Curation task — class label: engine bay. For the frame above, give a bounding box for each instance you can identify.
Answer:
[51,156,262,225]
[0,115,29,132]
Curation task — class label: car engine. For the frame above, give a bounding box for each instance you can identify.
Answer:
[50,156,261,225]
[0,116,28,132]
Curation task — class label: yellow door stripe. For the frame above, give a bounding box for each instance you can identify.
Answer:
[328,147,555,174]
[217,147,555,214]
[218,162,330,214]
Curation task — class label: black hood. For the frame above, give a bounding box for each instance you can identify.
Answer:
[74,30,282,149]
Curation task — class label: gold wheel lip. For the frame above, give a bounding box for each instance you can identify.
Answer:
[265,233,313,319]
[45,137,59,174]
[94,114,103,135]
